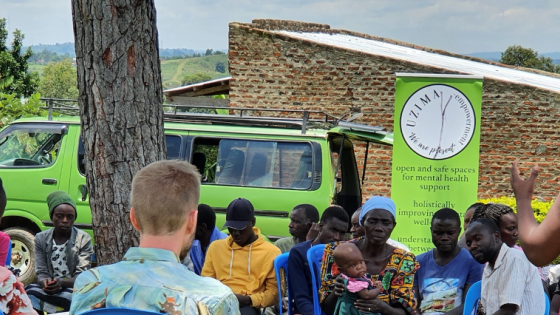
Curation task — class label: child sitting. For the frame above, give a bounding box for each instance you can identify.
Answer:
[333,243,383,315]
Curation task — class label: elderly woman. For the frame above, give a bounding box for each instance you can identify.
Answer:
[320,197,419,315]
[26,191,93,313]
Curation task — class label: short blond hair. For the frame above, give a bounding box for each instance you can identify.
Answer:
[131,160,201,235]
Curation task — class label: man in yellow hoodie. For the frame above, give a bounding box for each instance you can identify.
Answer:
[202,198,281,315]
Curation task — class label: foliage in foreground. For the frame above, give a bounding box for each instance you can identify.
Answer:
[0,18,39,97]
[0,93,46,128]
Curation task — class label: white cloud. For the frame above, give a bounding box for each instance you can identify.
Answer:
[0,0,558,54]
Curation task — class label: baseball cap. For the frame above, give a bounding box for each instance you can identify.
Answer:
[222,198,255,230]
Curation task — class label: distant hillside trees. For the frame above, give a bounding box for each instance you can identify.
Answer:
[215,61,226,73]
[181,73,212,86]
[29,49,72,64]
[160,50,226,60]
[500,45,560,73]
[38,59,78,99]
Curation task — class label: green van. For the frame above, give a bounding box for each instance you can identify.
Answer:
[0,102,392,283]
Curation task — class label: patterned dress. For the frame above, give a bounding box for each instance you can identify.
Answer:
[0,266,36,315]
[335,277,380,315]
[319,238,419,315]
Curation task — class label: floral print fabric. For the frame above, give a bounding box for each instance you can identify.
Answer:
[0,266,36,315]
[70,247,240,315]
[319,238,419,315]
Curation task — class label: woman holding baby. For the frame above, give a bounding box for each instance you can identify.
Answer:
[320,196,419,315]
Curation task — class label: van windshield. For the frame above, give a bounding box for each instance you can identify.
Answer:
[192,138,313,189]
[0,129,62,167]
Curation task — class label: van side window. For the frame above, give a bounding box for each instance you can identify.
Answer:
[165,135,182,160]
[192,137,313,189]
[78,138,85,175]
[77,135,183,175]
[0,128,62,167]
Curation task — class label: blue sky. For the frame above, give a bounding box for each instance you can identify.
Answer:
[1,0,558,54]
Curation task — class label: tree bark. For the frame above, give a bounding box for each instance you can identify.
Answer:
[71,0,166,265]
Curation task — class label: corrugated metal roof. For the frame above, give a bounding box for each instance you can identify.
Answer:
[163,76,231,96]
[277,31,560,93]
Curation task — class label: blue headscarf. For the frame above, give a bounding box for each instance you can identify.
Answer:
[359,196,396,226]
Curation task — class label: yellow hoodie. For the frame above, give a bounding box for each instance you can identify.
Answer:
[202,227,281,309]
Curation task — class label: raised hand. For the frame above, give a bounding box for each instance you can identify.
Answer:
[510,161,539,200]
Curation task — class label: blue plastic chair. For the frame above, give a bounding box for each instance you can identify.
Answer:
[81,308,161,315]
[544,291,550,315]
[462,280,549,315]
[5,239,11,267]
[462,280,481,315]
[274,253,292,315]
[306,244,325,315]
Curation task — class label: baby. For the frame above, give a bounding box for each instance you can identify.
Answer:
[333,243,383,315]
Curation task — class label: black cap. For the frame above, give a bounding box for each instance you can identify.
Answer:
[222,198,255,230]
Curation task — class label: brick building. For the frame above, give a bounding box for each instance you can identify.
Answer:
[228,19,560,201]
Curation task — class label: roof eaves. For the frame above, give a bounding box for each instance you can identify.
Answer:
[233,20,560,81]
[163,76,232,97]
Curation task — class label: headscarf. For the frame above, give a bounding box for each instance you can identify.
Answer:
[359,196,396,226]
[47,191,77,219]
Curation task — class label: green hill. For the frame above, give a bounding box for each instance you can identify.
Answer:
[161,54,229,89]
[27,54,229,90]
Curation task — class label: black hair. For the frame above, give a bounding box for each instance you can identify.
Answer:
[467,202,485,211]
[0,178,5,217]
[471,203,514,228]
[431,207,461,226]
[293,204,319,223]
[197,203,216,230]
[320,206,349,224]
[468,218,501,235]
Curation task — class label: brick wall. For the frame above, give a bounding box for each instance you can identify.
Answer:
[228,20,560,201]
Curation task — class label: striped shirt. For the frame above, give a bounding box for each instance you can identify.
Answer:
[481,243,545,315]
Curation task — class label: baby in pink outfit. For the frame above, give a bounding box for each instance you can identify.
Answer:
[333,243,382,300]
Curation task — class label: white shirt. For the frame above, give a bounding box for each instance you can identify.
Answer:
[51,239,70,279]
[481,243,545,315]
[387,238,410,252]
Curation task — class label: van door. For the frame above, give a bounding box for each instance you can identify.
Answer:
[328,124,393,216]
[0,123,68,220]
[67,131,93,234]
[69,133,187,235]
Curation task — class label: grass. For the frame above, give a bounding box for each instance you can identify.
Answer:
[28,63,46,76]
[28,54,229,90]
[161,54,229,89]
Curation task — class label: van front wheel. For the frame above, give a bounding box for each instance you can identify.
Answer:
[4,228,35,285]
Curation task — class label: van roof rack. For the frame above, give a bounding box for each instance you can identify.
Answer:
[40,98,385,135]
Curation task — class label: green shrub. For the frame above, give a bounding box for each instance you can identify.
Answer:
[0,93,46,128]
[477,196,552,224]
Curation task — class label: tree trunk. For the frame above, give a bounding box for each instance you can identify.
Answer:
[71,0,166,265]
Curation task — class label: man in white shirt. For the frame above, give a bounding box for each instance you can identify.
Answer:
[465,218,545,315]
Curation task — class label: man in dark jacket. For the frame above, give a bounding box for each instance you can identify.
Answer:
[288,206,349,315]
[26,191,93,313]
